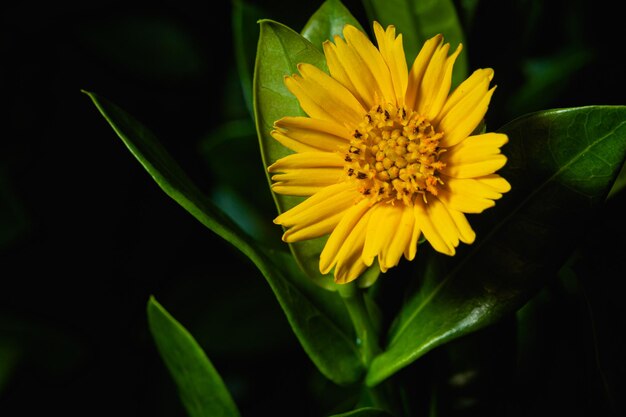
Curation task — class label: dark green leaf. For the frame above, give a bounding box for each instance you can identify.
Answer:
[84,90,363,385]
[147,296,241,417]
[198,118,281,248]
[366,106,626,386]
[301,0,364,49]
[329,407,395,417]
[607,158,626,199]
[361,0,468,87]
[232,0,265,116]
[507,47,594,118]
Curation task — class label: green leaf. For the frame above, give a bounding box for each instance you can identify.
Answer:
[507,46,594,118]
[253,19,335,289]
[329,407,395,417]
[232,0,265,116]
[361,0,468,87]
[366,106,626,386]
[146,296,241,417]
[301,0,364,48]
[198,118,280,247]
[84,90,364,385]
[607,157,626,199]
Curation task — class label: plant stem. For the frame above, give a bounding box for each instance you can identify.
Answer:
[338,282,381,366]
[338,283,405,415]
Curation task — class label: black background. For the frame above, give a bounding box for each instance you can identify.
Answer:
[1,0,625,416]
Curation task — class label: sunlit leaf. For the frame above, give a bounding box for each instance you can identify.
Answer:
[84,90,363,385]
[301,0,364,48]
[366,106,626,386]
[147,296,241,417]
[361,0,468,87]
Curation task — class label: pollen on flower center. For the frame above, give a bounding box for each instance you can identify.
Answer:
[344,103,446,205]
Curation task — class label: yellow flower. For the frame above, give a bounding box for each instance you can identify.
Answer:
[268,22,510,284]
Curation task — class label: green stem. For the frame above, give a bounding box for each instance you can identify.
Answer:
[339,283,404,416]
[338,282,381,366]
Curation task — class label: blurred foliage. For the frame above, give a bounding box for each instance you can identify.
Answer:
[1,0,625,416]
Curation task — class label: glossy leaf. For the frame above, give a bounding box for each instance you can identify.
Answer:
[366,106,626,386]
[301,0,364,49]
[84,90,364,385]
[361,0,468,87]
[147,296,241,417]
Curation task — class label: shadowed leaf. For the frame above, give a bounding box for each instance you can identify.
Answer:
[147,296,241,417]
[85,90,364,385]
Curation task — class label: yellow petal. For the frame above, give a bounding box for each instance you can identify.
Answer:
[362,203,388,267]
[443,205,475,244]
[282,210,344,242]
[406,34,443,110]
[270,184,328,196]
[426,197,460,253]
[413,201,455,255]
[438,86,496,148]
[334,207,374,283]
[436,68,494,124]
[267,151,341,196]
[284,63,365,126]
[320,198,370,275]
[417,42,462,121]
[274,182,355,224]
[268,152,344,172]
[437,176,501,213]
[271,168,344,193]
[373,22,408,106]
[475,174,511,193]
[275,183,357,229]
[372,204,403,272]
[441,133,508,178]
[444,132,508,155]
[441,154,507,178]
[383,205,415,270]
[404,209,422,261]
[271,116,350,153]
[444,175,504,200]
[436,188,495,213]
[343,24,396,105]
[323,38,375,109]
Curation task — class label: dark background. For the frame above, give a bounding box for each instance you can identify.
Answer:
[1,0,624,416]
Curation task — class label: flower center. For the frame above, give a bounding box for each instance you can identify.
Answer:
[344,103,446,205]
